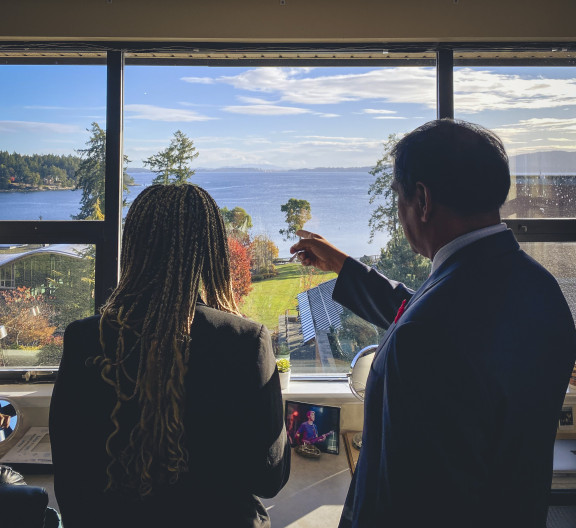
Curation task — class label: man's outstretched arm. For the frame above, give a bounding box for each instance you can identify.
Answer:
[291,230,414,327]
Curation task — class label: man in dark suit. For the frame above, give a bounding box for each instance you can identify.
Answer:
[291,119,576,528]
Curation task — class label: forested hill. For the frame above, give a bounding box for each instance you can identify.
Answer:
[0,151,81,190]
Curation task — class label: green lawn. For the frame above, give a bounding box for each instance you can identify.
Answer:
[241,263,336,331]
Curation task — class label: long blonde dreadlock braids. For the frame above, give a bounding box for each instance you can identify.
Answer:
[95,184,240,497]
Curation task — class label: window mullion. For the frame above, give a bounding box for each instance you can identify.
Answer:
[95,50,124,309]
[437,48,454,119]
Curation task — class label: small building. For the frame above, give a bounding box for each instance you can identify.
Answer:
[0,244,90,294]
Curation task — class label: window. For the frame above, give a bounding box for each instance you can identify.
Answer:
[0,243,95,367]
[0,53,118,374]
[124,61,436,375]
[520,242,576,320]
[0,47,574,378]
[0,261,15,289]
[453,52,576,325]
[0,64,107,221]
[454,61,576,220]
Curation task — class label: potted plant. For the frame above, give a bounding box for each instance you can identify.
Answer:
[276,358,291,390]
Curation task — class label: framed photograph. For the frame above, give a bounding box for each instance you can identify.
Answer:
[285,400,340,455]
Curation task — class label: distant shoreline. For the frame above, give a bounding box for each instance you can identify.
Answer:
[2,170,575,194]
[0,185,76,193]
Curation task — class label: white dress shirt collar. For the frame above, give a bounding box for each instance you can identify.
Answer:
[430,223,508,274]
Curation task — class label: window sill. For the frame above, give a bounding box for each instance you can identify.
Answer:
[0,380,361,403]
[281,380,361,404]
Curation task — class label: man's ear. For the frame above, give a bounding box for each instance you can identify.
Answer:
[415,182,433,222]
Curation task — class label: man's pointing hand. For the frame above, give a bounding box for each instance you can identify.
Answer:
[289,230,349,274]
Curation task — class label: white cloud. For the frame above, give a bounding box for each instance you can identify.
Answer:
[455,69,576,113]
[178,102,213,108]
[199,67,576,114]
[125,104,216,122]
[222,105,312,116]
[492,117,576,155]
[236,96,277,105]
[360,109,406,119]
[362,109,398,115]
[298,135,373,141]
[293,134,382,150]
[495,117,576,136]
[217,67,437,106]
[316,113,340,118]
[298,140,380,149]
[0,121,81,134]
[180,76,215,84]
[196,142,381,169]
[23,105,106,111]
[183,132,384,169]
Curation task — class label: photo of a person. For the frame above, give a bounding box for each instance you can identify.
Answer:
[285,401,340,455]
[0,400,17,442]
[295,411,334,445]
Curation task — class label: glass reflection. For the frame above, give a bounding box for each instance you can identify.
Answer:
[454,65,576,220]
[520,242,576,320]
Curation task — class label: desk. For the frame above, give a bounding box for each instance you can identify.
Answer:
[3,382,576,527]
[262,445,350,527]
[0,382,358,527]
[13,448,352,528]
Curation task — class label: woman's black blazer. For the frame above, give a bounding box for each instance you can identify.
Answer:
[49,300,290,528]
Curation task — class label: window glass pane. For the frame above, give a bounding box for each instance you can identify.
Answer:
[0,63,109,220]
[0,243,95,368]
[454,63,576,219]
[520,242,576,321]
[124,64,436,374]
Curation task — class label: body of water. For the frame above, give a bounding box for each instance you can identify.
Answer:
[0,171,389,258]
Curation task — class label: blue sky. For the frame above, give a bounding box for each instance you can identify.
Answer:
[1,65,575,168]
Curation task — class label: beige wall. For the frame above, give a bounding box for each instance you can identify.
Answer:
[1,0,575,43]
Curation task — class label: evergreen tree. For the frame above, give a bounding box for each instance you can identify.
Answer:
[368,134,402,240]
[144,130,199,185]
[73,122,131,220]
[375,231,430,290]
[279,198,312,241]
[368,134,430,290]
[0,151,80,189]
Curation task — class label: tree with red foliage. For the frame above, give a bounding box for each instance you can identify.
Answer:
[228,237,252,304]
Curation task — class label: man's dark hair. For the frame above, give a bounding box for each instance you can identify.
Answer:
[391,119,510,215]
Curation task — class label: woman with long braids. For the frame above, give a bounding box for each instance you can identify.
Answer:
[49,184,290,528]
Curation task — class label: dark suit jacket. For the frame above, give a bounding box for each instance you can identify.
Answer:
[49,300,290,528]
[334,230,576,528]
